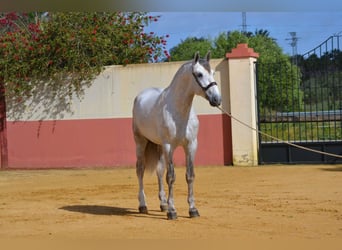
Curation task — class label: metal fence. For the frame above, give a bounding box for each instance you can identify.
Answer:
[257,35,342,143]
[256,35,342,164]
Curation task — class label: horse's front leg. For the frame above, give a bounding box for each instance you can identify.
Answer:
[134,135,148,214]
[163,144,177,220]
[185,140,200,218]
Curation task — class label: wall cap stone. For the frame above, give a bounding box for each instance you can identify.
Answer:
[226,43,259,59]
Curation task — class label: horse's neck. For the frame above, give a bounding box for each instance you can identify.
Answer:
[164,65,195,118]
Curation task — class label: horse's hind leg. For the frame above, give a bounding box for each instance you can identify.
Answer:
[135,135,148,214]
[156,157,168,212]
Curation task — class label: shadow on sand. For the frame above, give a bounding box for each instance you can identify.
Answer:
[59,205,167,219]
[319,166,342,172]
[60,205,140,216]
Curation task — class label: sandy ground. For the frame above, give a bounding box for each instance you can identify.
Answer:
[0,165,341,240]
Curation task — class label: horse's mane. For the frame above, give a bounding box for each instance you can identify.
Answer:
[178,58,211,74]
[168,58,211,89]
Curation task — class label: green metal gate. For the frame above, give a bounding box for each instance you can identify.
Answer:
[256,36,342,164]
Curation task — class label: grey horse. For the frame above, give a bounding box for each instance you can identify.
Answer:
[132,52,221,220]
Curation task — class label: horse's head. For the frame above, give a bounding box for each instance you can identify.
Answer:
[191,51,222,107]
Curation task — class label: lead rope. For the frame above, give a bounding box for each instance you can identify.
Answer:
[216,106,342,160]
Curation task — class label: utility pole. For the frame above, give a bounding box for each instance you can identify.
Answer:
[286,32,299,65]
[241,12,247,34]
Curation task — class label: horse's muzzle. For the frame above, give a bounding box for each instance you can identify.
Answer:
[208,95,222,107]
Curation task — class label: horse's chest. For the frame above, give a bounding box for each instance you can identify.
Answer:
[160,110,198,144]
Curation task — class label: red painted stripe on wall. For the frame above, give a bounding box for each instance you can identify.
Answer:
[7,114,231,169]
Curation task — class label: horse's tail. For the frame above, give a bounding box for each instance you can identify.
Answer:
[144,141,163,173]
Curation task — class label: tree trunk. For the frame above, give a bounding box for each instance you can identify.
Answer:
[0,80,8,169]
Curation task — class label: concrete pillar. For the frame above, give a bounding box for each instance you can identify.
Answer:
[226,44,259,166]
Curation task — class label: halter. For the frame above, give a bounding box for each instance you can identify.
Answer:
[192,72,217,92]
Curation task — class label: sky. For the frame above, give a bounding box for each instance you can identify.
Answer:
[145,12,342,56]
[1,1,341,56]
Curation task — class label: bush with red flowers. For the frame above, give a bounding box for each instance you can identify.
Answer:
[0,12,168,107]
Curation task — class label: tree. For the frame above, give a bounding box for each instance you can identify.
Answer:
[169,30,303,112]
[297,49,342,109]
[211,31,248,59]
[168,37,212,61]
[245,31,303,112]
[0,12,169,168]
[1,12,168,100]
[169,30,279,62]
[253,29,271,38]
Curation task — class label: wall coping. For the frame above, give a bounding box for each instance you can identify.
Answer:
[226,43,259,59]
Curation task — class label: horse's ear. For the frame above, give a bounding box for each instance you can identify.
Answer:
[193,51,200,64]
[206,51,211,62]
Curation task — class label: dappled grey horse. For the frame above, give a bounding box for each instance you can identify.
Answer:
[132,52,221,220]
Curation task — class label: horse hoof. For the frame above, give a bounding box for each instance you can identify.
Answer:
[139,206,148,214]
[167,211,178,220]
[160,204,168,212]
[189,209,200,218]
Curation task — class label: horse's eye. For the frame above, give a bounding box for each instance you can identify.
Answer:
[197,73,203,78]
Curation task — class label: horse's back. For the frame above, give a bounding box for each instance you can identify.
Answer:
[133,87,163,117]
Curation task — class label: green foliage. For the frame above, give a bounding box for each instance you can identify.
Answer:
[168,29,286,62]
[210,31,248,59]
[225,31,303,112]
[0,12,168,105]
[169,30,303,112]
[257,61,303,112]
[301,71,342,110]
[260,121,342,142]
[169,37,212,61]
[299,49,342,74]
[298,49,342,110]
